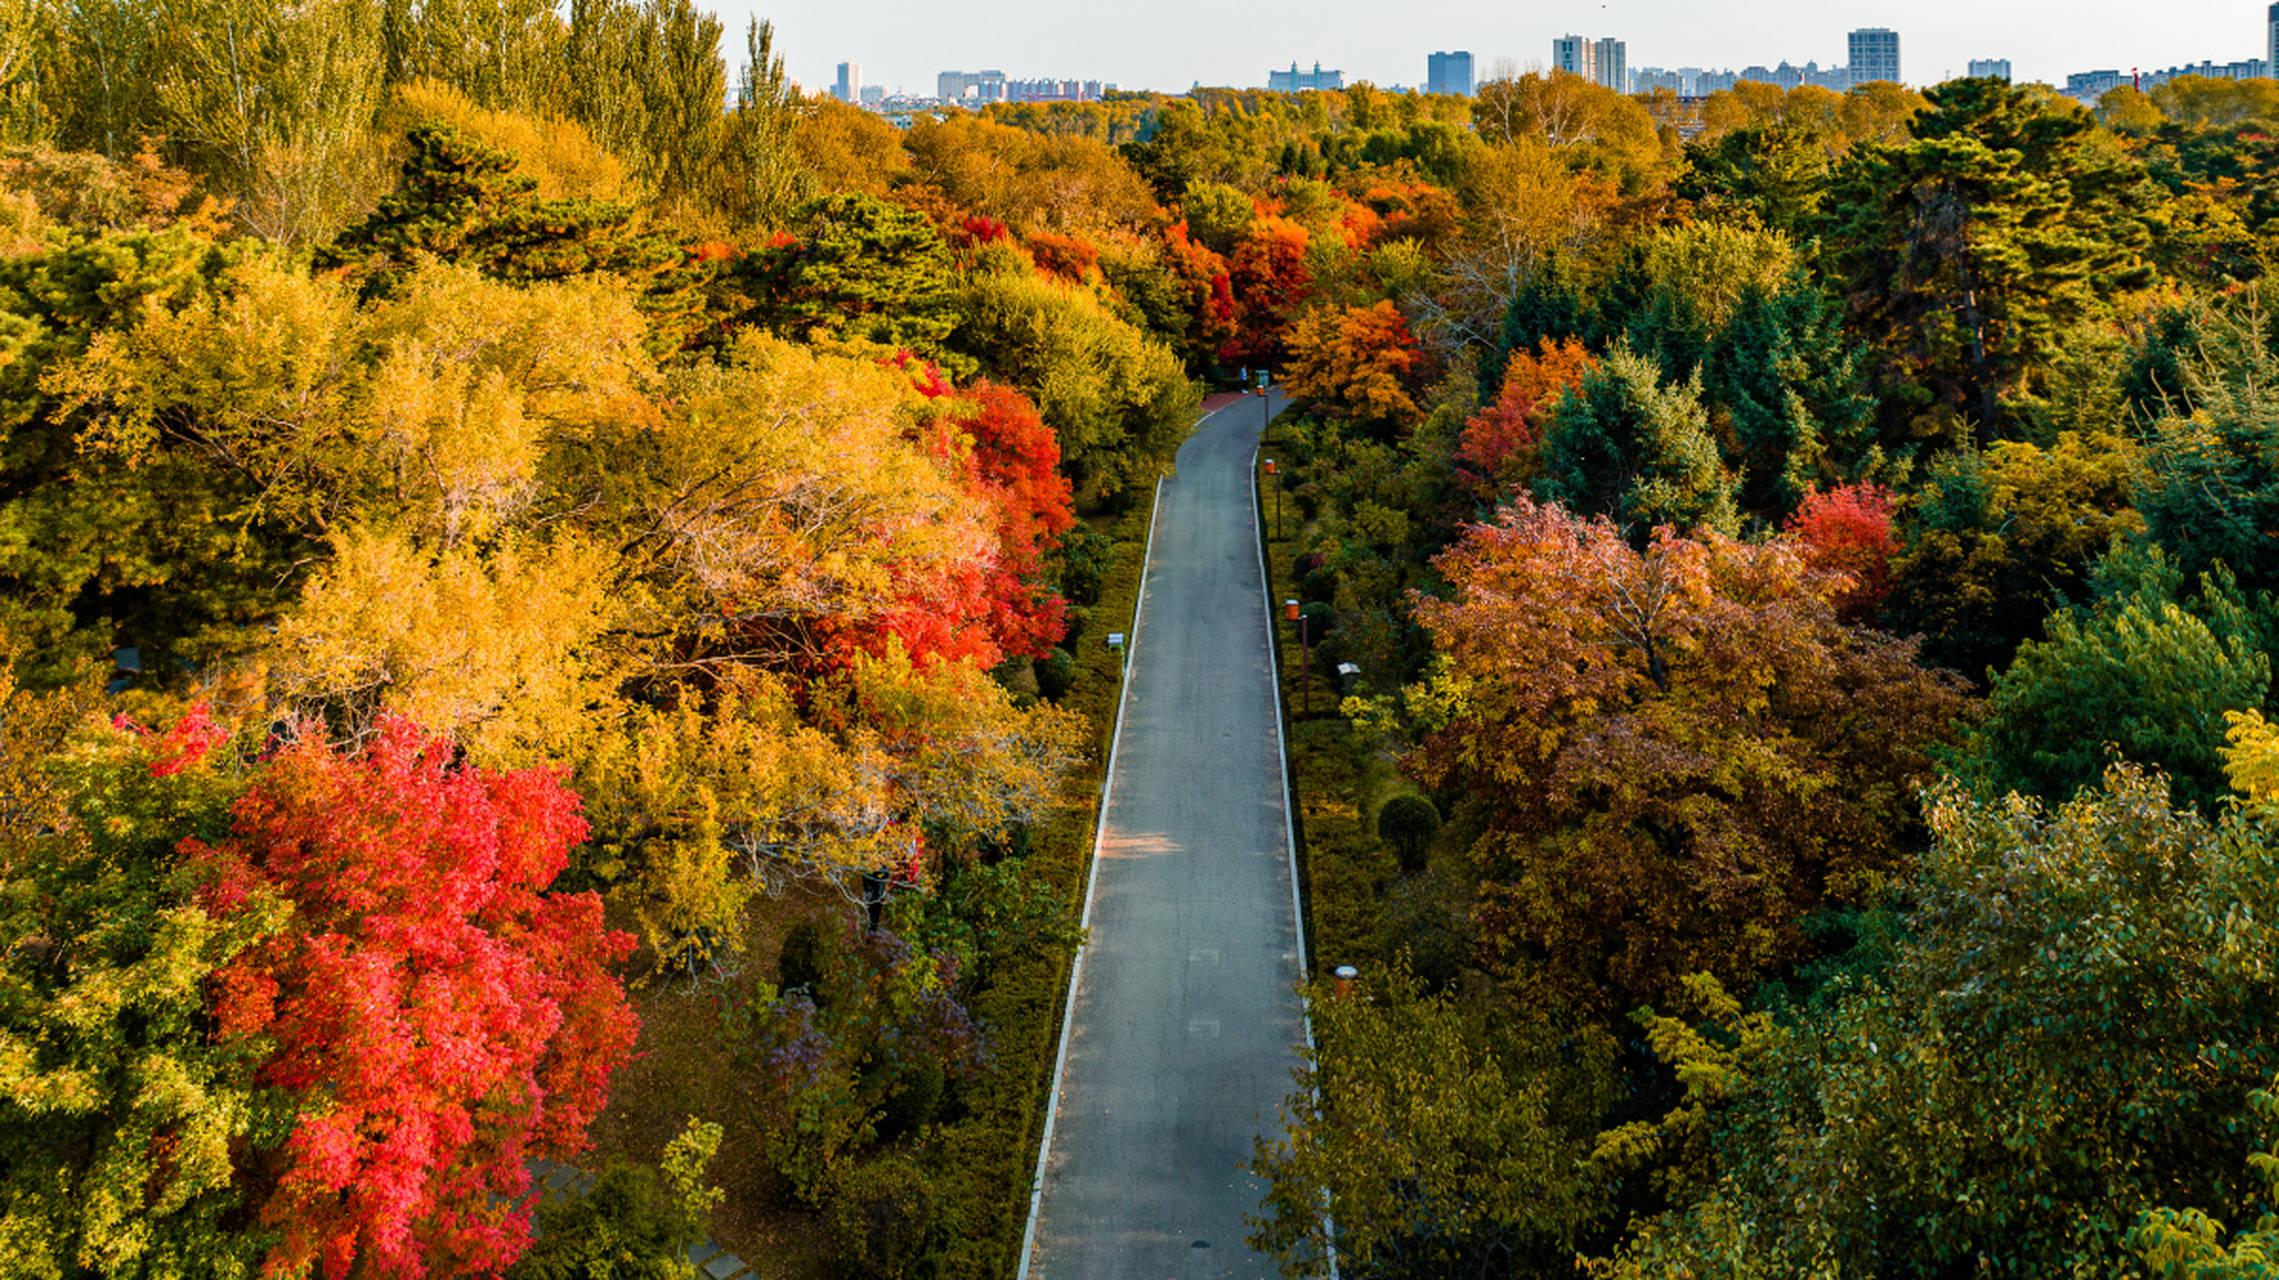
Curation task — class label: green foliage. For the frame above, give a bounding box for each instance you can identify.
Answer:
[1701,270,1878,515]
[1594,765,2279,1276]
[0,708,284,1279]
[1675,123,1834,232]
[508,1163,702,1280]
[1536,345,1738,536]
[2129,1072,2279,1278]
[951,261,1197,503]
[737,192,965,374]
[0,226,258,682]
[1373,792,1439,876]
[2137,293,2279,598]
[1958,547,2270,811]
[829,1158,935,1279]
[1819,77,2156,438]
[1886,430,2147,680]
[1248,968,1613,1278]
[319,123,698,344]
[885,856,1083,997]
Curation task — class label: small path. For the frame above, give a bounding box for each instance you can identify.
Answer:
[1021,392,1310,1279]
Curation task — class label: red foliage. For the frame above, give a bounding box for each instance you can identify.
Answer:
[951,215,1012,249]
[1337,199,1384,251]
[197,721,636,1280]
[820,381,1074,670]
[1163,221,1239,355]
[1361,182,1462,246]
[689,239,743,264]
[1025,231,1099,284]
[114,704,230,778]
[880,349,954,400]
[1785,483,1898,621]
[1220,215,1313,368]
[1457,338,1598,492]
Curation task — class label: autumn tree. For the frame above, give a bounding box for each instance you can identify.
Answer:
[1282,300,1422,428]
[1456,336,1596,493]
[1783,483,1897,621]
[0,706,637,1279]
[201,718,638,1277]
[1406,499,1968,1012]
[1220,212,1313,368]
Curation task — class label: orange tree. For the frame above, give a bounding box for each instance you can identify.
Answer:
[1404,498,1969,1013]
[1282,300,1422,428]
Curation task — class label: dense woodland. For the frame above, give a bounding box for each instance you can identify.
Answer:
[1,0,2279,1275]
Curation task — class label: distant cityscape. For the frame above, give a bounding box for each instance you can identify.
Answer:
[823,5,2279,112]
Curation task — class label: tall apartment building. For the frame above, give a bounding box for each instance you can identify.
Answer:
[2270,3,2278,74]
[1967,58,2012,81]
[1553,35,1627,91]
[834,61,861,103]
[1269,61,1344,91]
[1426,50,1474,96]
[1849,27,1901,85]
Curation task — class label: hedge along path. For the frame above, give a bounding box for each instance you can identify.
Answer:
[1020,391,1315,1279]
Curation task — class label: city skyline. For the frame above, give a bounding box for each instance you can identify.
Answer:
[732,0,2257,100]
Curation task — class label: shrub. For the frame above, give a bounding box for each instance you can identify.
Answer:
[830,1159,936,1279]
[1035,647,1077,703]
[1376,793,1442,876]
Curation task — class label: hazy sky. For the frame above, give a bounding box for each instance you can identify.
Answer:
[722,0,2264,98]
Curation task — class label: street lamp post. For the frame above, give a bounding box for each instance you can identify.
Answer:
[1283,598,1308,719]
[1264,458,1280,541]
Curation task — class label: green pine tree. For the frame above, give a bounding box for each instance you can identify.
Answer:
[1535,344,1737,537]
[1819,77,2156,441]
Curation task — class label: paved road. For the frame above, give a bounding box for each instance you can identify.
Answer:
[1023,392,1311,1280]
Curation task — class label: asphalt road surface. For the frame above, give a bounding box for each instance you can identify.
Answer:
[1022,391,1312,1280]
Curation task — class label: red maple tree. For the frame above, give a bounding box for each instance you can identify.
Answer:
[1784,483,1898,621]
[195,720,637,1279]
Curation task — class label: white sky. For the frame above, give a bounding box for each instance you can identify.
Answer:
[726,0,2264,98]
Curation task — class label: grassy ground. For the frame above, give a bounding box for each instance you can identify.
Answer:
[578,479,1163,1278]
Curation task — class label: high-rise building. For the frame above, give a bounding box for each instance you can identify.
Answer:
[1849,27,1901,85]
[1427,50,1474,96]
[2269,3,2278,76]
[1553,35,1626,90]
[1967,58,2012,81]
[1268,61,1344,91]
[834,61,861,104]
